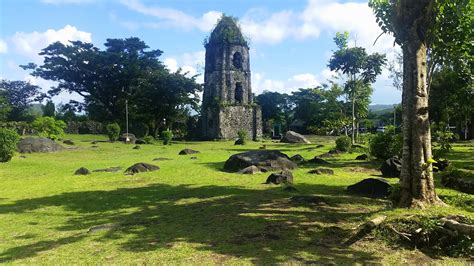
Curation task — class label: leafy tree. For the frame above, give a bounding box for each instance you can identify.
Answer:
[0,80,44,121]
[369,0,472,208]
[0,128,20,163]
[291,88,325,130]
[31,116,66,140]
[256,91,292,133]
[43,100,55,117]
[23,38,202,135]
[0,91,11,121]
[429,67,473,140]
[328,32,386,144]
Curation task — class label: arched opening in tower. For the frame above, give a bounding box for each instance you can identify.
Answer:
[235,82,243,104]
[232,52,243,70]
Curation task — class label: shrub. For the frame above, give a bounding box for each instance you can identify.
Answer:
[335,136,351,152]
[369,126,402,160]
[237,129,248,145]
[31,117,66,140]
[432,122,455,158]
[162,130,173,145]
[0,128,20,162]
[106,123,121,142]
[142,135,154,144]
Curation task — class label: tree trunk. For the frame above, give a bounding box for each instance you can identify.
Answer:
[465,118,469,140]
[351,96,356,144]
[398,23,443,208]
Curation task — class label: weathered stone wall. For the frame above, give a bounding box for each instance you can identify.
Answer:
[218,105,262,140]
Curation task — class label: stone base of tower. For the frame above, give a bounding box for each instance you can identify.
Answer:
[202,105,262,140]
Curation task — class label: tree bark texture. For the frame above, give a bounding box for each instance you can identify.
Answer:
[398,0,442,208]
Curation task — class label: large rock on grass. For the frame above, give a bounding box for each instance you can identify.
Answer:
[17,137,63,153]
[281,131,311,144]
[356,154,368,160]
[308,168,334,175]
[290,154,305,164]
[223,150,297,172]
[380,156,402,178]
[179,148,200,155]
[238,165,261,175]
[347,178,392,198]
[441,169,474,194]
[266,170,293,184]
[125,163,160,175]
[74,167,91,175]
[307,157,331,165]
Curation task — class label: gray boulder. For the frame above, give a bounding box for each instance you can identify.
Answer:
[381,156,402,178]
[63,139,75,145]
[238,165,261,175]
[266,170,293,184]
[223,150,297,172]
[179,148,200,155]
[307,157,331,165]
[308,168,334,175]
[74,167,91,175]
[347,178,392,198]
[290,154,305,164]
[281,131,311,144]
[125,163,160,175]
[17,137,63,153]
[356,154,368,160]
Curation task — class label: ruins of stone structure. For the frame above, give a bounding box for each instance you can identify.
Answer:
[201,16,262,140]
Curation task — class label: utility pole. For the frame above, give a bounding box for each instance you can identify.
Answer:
[125,99,129,143]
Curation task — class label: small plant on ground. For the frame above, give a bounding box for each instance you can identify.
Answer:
[162,130,173,145]
[237,129,248,145]
[335,136,351,152]
[142,135,154,144]
[369,126,402,160]
[31,116,66,140]
[0,128,20,162]
[106,123,121,142]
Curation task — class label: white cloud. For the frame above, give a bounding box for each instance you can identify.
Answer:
[0,39,8,53]
[10,25,92,63]
[164,50,205,83]
[120,0,221,32]
[252,72,324,95]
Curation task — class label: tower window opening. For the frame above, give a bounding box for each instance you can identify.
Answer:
[235,82,243,103]
[233,52,243,70]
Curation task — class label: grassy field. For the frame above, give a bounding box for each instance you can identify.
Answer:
[0,134,472,264]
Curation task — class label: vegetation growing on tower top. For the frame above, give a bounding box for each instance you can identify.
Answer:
[205,15,248,47]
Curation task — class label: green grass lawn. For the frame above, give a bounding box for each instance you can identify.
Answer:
[0,135,472,264]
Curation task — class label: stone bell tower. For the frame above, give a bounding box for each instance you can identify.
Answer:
[201,16,262,140]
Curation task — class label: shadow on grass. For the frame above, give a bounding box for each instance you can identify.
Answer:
[0,182,387,264]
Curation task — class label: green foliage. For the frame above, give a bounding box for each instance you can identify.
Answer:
[31,116,66,140]
[206,15,247,46]
[0,128,20,162]
[369,126,402,160]
[105,123,121,142]
[43,100,55,117]
[237,129,248,145]
[22,38,201,136]
[432,122,455,158]
[0,80,44,121]
[142,135,154,144]
[335,136,351,152]
[162,130,173,145]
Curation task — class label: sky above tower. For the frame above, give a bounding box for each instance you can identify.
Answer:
[0,0,401,105]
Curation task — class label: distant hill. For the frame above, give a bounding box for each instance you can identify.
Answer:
[369,104,397,112]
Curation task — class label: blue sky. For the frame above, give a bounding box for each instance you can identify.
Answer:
[0,0,401,105]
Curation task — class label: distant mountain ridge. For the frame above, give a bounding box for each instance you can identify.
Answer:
[369,104,397,113]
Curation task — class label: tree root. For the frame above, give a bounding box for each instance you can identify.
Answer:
[343,215,386,246]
